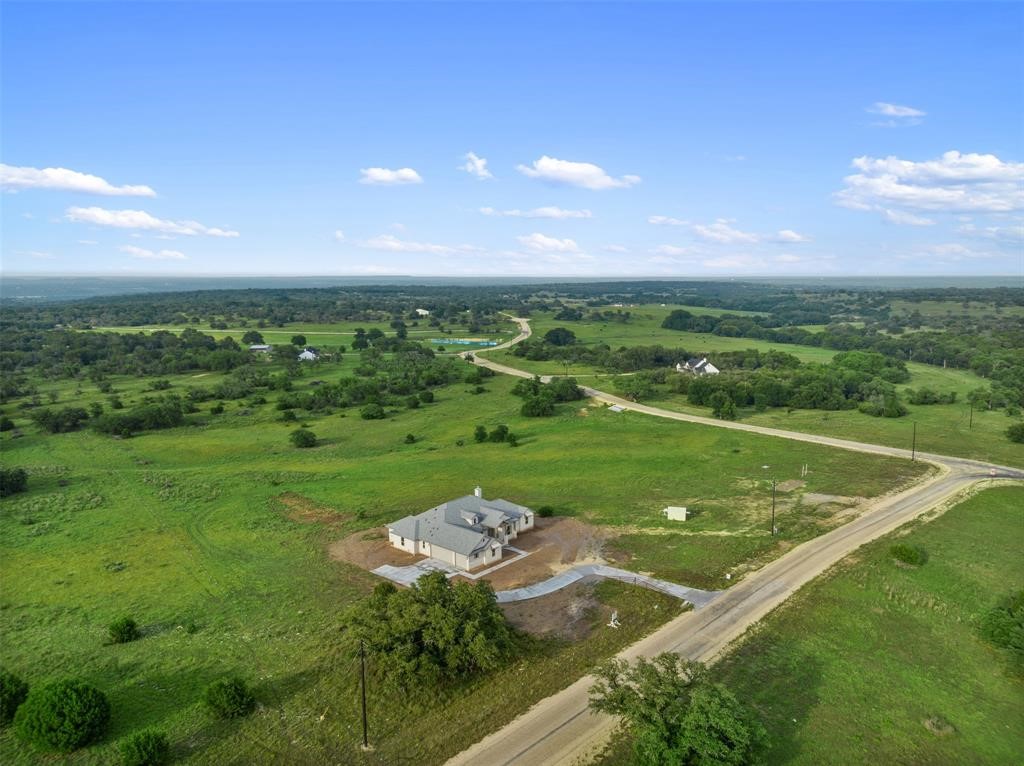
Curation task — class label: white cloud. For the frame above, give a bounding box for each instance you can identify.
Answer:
[480,206,592,219]
[1,164,156,196]
[21,212,34,219]
[692,218,759,244]
[77,239,99,245]
[460,152,493,180]
[958,222,1024,244]
[602,244,629,253]
[836,151,1024,218]
[868,102,926,118]
[881,209,934,226]
[516,232,581,253]
[334,229,346,242]
[651,244,694,257]
[362,234,477,255]
[774,229,811,243]
[358,167,423,185]
[648,215,688,226]
[775,253,802,263]
[65,206,239,237]
[119,245,187,260]
[516,156,640,190]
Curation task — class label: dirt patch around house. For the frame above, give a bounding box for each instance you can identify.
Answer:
[274,492,350,525]
[474,516,610,590]
[500,580,601,640]
[801,492,861,507]
[328,527,424,569]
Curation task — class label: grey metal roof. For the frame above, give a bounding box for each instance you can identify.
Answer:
[388,494,533,556]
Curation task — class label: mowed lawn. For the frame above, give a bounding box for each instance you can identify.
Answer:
[0,368,927,764]
[713,485,1024,766]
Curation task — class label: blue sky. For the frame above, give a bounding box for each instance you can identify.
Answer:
[2,1,1022,277]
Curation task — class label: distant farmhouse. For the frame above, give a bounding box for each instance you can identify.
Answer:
[415,308,431,316]
[387,487,535,571]
[677,357,720,376]
[297,347,320,361]
[249,344,271,353]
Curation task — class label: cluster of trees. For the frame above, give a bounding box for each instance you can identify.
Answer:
[92,397,185,437]
[680,351,913,418]
[0,328,252,383]
[590,654,764,766]
[976,589,1024,670]
[513,339,689,373]
[511,376,584,416]
[0,468,28,498]
[474,424,518,446]
[343,574,516,688]
[661,308,1024,408]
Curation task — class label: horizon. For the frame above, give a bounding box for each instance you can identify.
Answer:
[2,2,1022,278]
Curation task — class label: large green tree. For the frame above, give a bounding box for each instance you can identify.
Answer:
[344,573,515,687]
[590,654,763,766]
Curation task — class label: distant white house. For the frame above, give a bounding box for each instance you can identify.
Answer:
[297,347,320,361]
[415,308,431,317]
[677,357,720,376]
[249,344,272,353]
[387,487,535,571]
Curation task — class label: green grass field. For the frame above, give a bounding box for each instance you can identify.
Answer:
[594,485,1024,766]
[712,485,1024,765]
[0,362,928,764]
[89,317,518,350]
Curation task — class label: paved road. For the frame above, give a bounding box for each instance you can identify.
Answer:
[446,317,1024,766]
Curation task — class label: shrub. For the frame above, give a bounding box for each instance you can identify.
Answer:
[520,395,555,417]
[977,589,1024,659]
[0,669,29,724]
[473,425,487,443]
[280,410,297,422]
[0,467,28,498]
[1007,422,1024,444]
[405,396,420,409]
[360,403,386,420]
[890,543,927,566]
[507,433,518,447]
[203,677,256,719]
[209,403,224,415]
[418,390,435,403]
[0,416,15,431]
[488,424,509,443]
[120,729,170,766]
[14,679,110,752]
[289,429,317,448]
[404,433,416,444]
[108,616,141,644]
[537,506,555,518]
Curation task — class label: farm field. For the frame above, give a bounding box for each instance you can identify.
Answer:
[712,485,1024,765]
[89,317,517,349]
[0,367,928,764]
[594,485,1024,766]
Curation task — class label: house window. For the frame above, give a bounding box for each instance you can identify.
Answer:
[472,552,478,559]
[400,537,405,545]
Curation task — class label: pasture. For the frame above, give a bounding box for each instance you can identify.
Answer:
[0,364,927,764]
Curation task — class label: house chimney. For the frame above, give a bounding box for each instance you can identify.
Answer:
[474,485,482,498]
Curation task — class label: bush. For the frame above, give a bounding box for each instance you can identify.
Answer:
[360,403,386,420]
[209,403,224,415]
[1007,422,1024,444]
[14,679,110,752]
[473,425,487,443]
[890,543,928,566]
[520,395,555,417]
[488,424,509,443]
[405,396,420,409]
[280,410,297,422]
[977,589,1024,659]
[203,677,256,719]
[537,506,555,518]
[0,467,28,498]
[289,429,317,448]
[0,416,15,431]
[418,390,435,403]
[0,669,29,724]
[108,616,141,644]
[120,729,171,766]
[404,433,416,444]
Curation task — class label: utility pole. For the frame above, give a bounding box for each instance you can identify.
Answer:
[969,403,974,430]
[359,640,369,751]
[771,478,776,536]
[911,421,917,461]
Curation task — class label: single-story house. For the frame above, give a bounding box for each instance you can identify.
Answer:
[677,357,720,376]
[249,344,272,353]
[415,308,431,316]
[297,347,320,361]
[387,487,535,571]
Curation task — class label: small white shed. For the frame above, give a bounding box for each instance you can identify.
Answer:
[662,506,688,522]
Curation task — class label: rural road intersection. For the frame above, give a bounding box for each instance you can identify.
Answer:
[447,316,1024,766]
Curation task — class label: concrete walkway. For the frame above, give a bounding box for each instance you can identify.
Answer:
[494,564,722,608]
